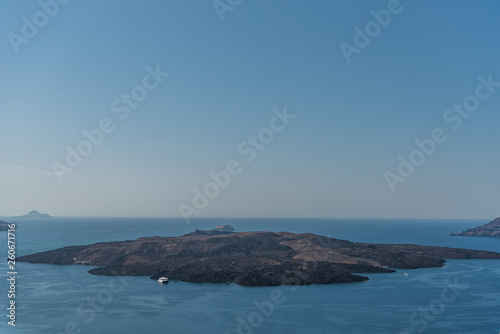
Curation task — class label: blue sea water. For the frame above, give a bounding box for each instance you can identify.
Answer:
[0,217,499,334]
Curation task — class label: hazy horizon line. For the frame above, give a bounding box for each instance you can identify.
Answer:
[1,215,494,220]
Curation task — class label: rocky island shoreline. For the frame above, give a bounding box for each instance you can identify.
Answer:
[452,217,500,238]
[18,229,500,286]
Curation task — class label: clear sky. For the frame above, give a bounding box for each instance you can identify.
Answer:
[1,0,499,218]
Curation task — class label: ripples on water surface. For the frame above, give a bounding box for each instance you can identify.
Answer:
[0,217,499,333]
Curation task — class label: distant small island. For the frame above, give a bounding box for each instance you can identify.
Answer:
[452,217,500,238]
[18,228,500,286]
[214,224,235,232]
[14,210,51,219]
[187,224,236,236]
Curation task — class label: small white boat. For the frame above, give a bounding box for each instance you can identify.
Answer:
[157,277,169,284]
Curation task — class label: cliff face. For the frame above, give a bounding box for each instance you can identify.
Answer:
[452,217,500,238]
[18,231,500,286]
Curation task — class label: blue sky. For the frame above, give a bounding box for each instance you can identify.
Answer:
[1,0,499,218]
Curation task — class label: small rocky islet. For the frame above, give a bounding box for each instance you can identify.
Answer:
[15,210,52,219]
[0,210,51,231]
[18,225,500,287]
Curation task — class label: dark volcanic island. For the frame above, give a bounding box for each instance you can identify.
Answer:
[452,217,500,238]
[18,230,500,286]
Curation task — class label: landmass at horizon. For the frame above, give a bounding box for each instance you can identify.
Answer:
[18,226,500,287]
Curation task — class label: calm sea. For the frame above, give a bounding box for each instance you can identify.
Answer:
[0,218,499,334]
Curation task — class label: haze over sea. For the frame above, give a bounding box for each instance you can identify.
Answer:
[0,217,499,334]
